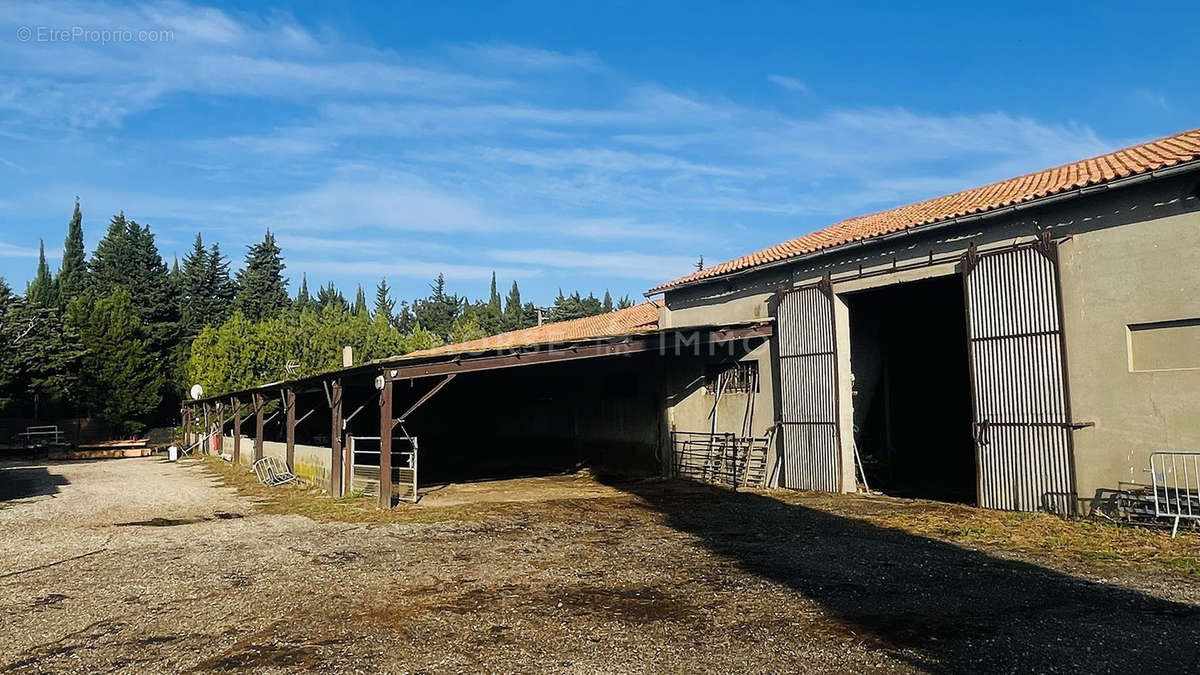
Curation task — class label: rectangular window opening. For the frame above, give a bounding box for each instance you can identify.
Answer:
[704,361,759,394]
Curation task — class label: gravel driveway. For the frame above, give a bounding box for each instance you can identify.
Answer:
[1,456,1198,673]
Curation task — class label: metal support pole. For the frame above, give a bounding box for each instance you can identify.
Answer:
[232,397,242,465]
[330,380,343,498]
[253,393,264,462]
[379,378,393,509]
[285,388,296,470]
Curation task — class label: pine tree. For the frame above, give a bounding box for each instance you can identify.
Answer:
[232,230,289,321]
[89,212,131,295]
[25,240,56,307]
[88,213,178,349]
[374,278,395,322]
[206,242,236,323]
[616,294,634,309]
[57,198,87,305]
[0,297,83,415]
[179,235,236,336]
[316,282,348,313]
[66,288,163,432]
[413,274,462,339]
[296,274,311,311]
[179,234,210,334]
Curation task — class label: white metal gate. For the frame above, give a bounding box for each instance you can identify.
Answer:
[776,278,842,491]
[963,238,1076,512]
[347,435,419,503]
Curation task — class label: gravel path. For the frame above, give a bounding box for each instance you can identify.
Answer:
[1,457,1198,673]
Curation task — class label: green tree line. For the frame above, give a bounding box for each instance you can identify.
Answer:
[0,199,634,430]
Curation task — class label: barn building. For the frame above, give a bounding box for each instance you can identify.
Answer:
[654,126,1200,513]
[184,126,1200,514]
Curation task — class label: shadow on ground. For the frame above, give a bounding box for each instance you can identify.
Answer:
[0,463,69,503]
[605,478,1200,672]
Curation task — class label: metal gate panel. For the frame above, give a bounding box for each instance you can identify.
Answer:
[964,240,1075,512]
[777,280,841,492]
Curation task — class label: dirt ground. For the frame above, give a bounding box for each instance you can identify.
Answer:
[2,457,1199,673]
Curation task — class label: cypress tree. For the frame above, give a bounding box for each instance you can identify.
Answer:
[353,284,368,316]
[374,278,395,321]
[602,290,613,313]
[504,280,523,329]
[25,240,55,307]
[57,198,87,305]
[296,274,311,310]
[488,272,501,314]
[232,230,289,321]
[616,294,634,309]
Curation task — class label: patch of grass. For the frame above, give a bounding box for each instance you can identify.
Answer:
[191,456,518,526]
[837,496,1200,575]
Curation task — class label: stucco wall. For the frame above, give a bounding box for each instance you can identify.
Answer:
[660,339,780,482]
[1058,208,1200,505]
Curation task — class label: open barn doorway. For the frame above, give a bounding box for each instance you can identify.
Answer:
[846,275,975,503]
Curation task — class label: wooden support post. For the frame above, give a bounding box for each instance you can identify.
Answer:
[253,393,264,462]
[202,403,210,454]
[330,380,344,498]
[182,406,190,447]
[285,388,296,470]
[232,397,241,465]
[379,378,393,509]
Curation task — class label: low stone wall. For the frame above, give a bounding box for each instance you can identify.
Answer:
[219,436,333,490]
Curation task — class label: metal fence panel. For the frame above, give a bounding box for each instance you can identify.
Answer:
[964,242,1075,512]
[776,281,841,492]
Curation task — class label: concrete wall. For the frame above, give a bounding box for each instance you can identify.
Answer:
[220,434,333,489]
[662,170,1200,507]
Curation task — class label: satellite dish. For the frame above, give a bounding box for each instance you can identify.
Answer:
[190,384,204,400]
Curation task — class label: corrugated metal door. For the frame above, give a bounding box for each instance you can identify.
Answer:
[776,277,841,491]
[963,237,1076,512]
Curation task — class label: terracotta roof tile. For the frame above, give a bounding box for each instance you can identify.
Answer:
[399,302,660,359]
[649,126,1200,293]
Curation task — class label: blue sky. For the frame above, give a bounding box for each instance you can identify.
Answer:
[1,1,1197,306]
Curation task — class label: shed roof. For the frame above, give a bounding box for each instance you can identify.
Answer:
[649,126,1200,293]
[401,302,659,359]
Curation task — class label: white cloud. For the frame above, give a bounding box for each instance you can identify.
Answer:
[490,248,698,280]
[296,258,535,282]
[0,241,43,258]
[767,74,809,93]
[0,0,1136,299]
[452,43,603,71]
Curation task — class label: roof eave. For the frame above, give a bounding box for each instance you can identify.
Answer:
[646,158,1200,296]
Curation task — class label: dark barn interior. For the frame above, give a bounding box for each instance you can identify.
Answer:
[341,352,663,487]
[847,275,976,502]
